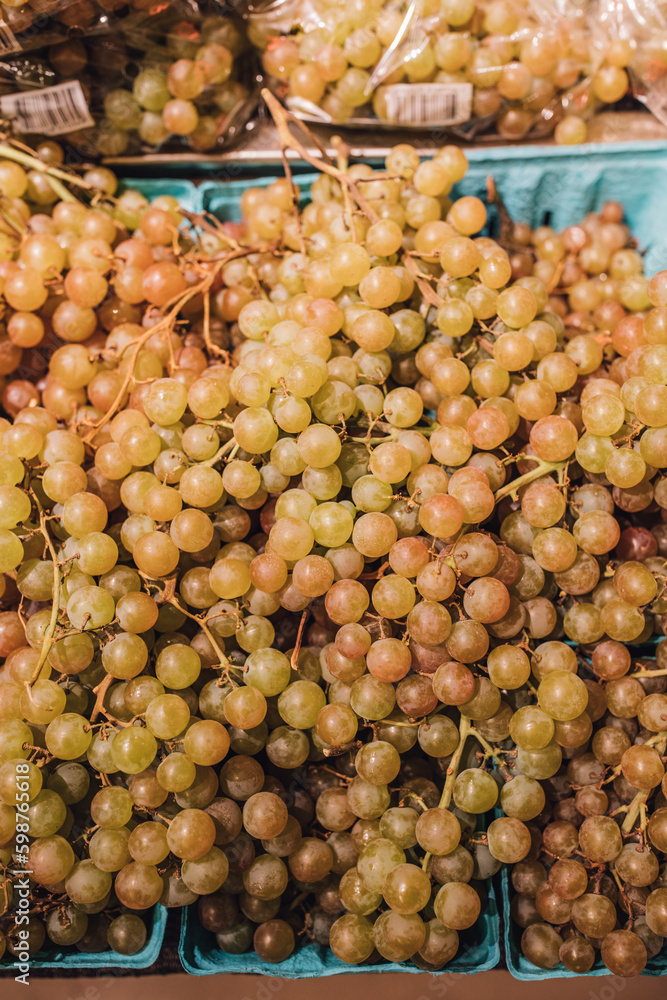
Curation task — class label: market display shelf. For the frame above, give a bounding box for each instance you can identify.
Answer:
[105,111,667,174]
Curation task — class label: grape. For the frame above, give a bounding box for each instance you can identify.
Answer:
[521,924,563,969]
[453,770,498,813]
[571,893,618,937]
[89,828,132,873]
[434,882,481,930]
[91,786,133,829]
[357,838,405,892]
[111,728,158,775]
[418,918,459,969]
[115,862,164,909]
[45,714,92,761]
[46,905,88,947]
[167,809,216,861]
[253,920,295,963]
[415,809,461,855]
[646,890,667,936]
[107,914,148,956]
[373,910,425,962]
[65,861,112,905]
[243,793,288,840]
[487,818,532,863]
[330,913,374,963]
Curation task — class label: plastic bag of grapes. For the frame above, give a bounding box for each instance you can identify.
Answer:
[247,0,637,144]
[0,0,120,59]
[0,0,259,158]
[597,0,667,130]
[0,0,199,66]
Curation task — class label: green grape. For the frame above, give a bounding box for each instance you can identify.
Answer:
[330,913,374,963]
[115,861,164,909]
[453,769,499,813]
[30,834,75,885]
[415,808,461,855]
[372,910,425,962]
[46,904,88,946]
[89,828,132,873]
[434,882,481,930]
[110,727,158,774]
[66,860,113,905]
[45,714,92,760]
[357,838,406,892]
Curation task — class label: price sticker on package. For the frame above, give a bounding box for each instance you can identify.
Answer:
[382,83,473,127]
[0,80,94,135]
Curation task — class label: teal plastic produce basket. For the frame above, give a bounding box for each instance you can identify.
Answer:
[179,876,500,977]
[199,140,667,277]
[118,178,200,215]
[200,172,315,222]
[0,904,167,972]
[501,868,667,980]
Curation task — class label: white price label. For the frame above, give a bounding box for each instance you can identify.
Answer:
[382,83,473,127]
[0,81,94,135]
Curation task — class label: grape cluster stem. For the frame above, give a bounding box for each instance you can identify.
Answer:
[26,500,62,690]
[422,715,471,872]
[494,457,568,502]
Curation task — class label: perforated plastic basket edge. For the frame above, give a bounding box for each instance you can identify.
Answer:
[501,867,667,980]
[179,878,500,978]
[118,179,201,215]
[196,142,667,280]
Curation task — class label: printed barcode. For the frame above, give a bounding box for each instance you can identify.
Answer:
[0,19,20,54]
[382,83,473,127]
[0,81,94,136]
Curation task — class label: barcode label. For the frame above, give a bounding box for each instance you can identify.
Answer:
[0,81,94,135]
[382,83,473,126]
[0,20,20,54]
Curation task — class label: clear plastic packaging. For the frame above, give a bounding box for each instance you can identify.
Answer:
[0,0,163,60]
[247,0,637,142]
[0,0,259,157]
[596,0,667,128]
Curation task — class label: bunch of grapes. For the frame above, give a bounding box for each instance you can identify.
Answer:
[2,6,251,158]
[0,119,665,975]
[248,0,633,144]
[510,639,667,976]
